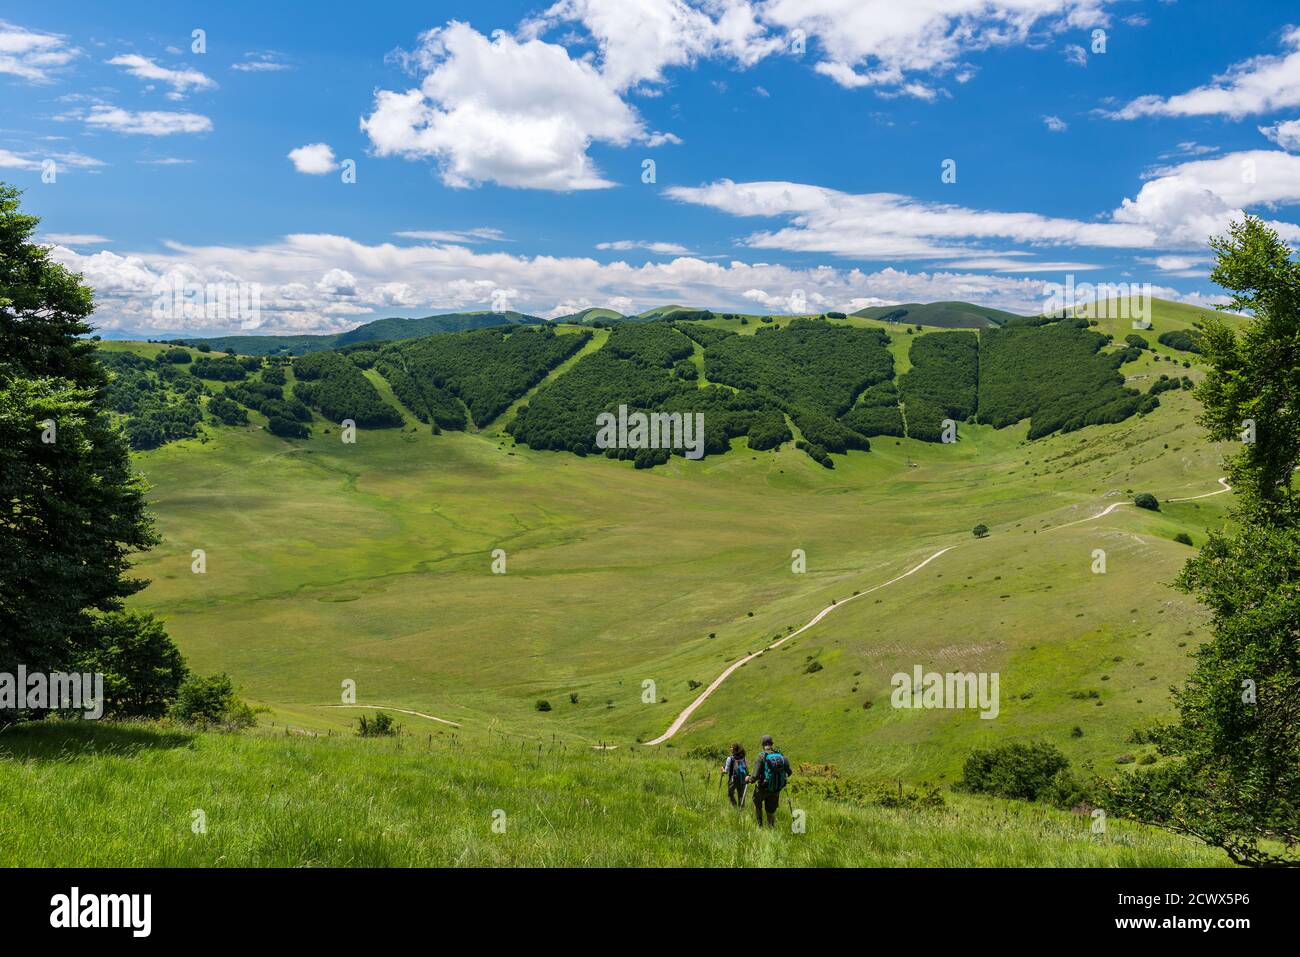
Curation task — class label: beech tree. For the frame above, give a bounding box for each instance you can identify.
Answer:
[1107,217,1300,866]
[1,183,185,714]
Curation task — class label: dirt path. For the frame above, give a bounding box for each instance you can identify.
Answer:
[329,704,462,728]
[643,477,1232,746]
[1168,477,1231,502]
[642,546,955,746]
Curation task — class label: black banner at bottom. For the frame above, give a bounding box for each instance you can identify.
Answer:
[0,866,1285,942]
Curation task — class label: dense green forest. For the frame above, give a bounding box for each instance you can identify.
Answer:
[100,350,205,450]
[383,326,590,428]
[840,379,906,438]
[102,310,1166,461]
[507,323,790,465]
[977,318,1151,439]
[290,351,404,428]
[898,331,979,442]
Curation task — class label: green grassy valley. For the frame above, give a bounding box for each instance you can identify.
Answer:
[3,296,1255,868]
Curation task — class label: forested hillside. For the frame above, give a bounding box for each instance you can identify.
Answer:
[100,310,1176,463]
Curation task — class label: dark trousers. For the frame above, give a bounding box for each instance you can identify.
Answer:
[753,788,779,825]
[727,780,744,806]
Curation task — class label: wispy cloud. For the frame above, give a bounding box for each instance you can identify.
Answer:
[84,105,212,135]
[0,19,80,82]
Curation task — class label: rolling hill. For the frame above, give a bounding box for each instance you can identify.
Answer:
[852,301,1025,328]
[170,310,544,356]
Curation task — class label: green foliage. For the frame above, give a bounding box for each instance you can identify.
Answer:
[1148,374,1181,396]
[840,380,905,438]
[973,524,989,538]
[509,325,781,463]
[705,319,891,461]
[1134,492,1160,511]
[978,319,1145,439]
[76,611,188,719]
[899,331,978,441]
[189,356,250,381]
[357,711,399,737]
[1158,329,1203,354]
[0,183,161,680]
[957,742,1071,802]
[1108,217,1300,867]
[99,350,206,449]
[207,394,248,426]
[267,415,309,439]
[291,351,403,428]
[1125,334,1151,350]
[170,673,255,730]
[157,347,192,364]
[385,326,589,428]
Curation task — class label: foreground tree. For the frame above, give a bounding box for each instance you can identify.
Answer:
[1107,216,1300,866]
[0,183,185,714]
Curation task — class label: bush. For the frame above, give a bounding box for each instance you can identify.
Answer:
[1174,531,1193,546]
[973,523,989,538]
[76,611,188,719]
[357,711,400,737]
[535,699,552,712]
[267,415,309,439]
[1134,492,1160,511]
[170,673,255,729]
[208,395,248,426]
[957,741,1071,801]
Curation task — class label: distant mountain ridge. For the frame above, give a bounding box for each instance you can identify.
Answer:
[851,301,1024,329]
[165,301,1031,355]
[169,311,543,356]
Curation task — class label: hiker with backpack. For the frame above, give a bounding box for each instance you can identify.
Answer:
[722,743,748,807]
[745,734,792,827]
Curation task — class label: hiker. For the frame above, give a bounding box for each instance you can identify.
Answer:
[722,743,748,806]
[745,734,792,827]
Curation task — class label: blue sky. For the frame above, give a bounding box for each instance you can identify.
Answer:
[2,0,1299,335]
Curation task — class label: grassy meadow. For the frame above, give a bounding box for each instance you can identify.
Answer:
[0,721,1226,867]
[1,299,1242,866]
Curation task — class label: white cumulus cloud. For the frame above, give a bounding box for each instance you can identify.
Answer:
[288,143,337,174]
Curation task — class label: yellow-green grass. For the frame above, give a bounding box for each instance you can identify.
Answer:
[0,721,1226,867]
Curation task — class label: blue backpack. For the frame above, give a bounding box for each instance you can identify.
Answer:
[759,751,788,792]
[731,757,748,784]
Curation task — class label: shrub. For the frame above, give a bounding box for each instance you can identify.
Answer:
[957,741,1071,801]
[208,395,248,426]
[1174,531,1193,546]
[357,711,399,737]
[76,611,188,719]
[170,673,255,729]
[267,416,309,439]
[535,699,552,712]
[973,523,989,538]
[1134,492,1160,511]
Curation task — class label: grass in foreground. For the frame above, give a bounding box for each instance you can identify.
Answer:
[0,722,1226,867]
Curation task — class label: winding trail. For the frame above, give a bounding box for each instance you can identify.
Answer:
[642,546,954,746]
[329,704,462,728]
[642,476,1232,746]
[1168,477,1232,502]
